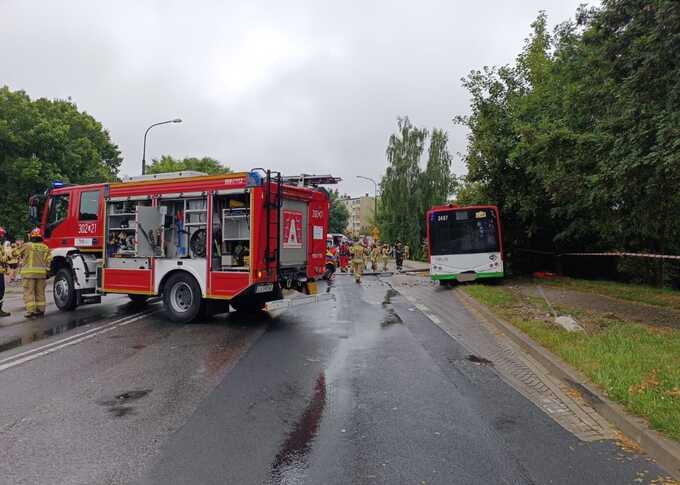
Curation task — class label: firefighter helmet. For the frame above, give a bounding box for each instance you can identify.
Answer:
[0,227,5,238]
[29,227,43,239]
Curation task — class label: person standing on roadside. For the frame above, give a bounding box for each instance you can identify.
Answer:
[370,243,381,272]
[394,241,404,271]
[339,241,350,272]
[381,243,391,271]
[0,227,10,317]
[6,241,19,283]
[15,228,52,319]
[404,244,411,261]
[350,240,366,283]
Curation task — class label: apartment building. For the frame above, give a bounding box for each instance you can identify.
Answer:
[341,194,375,237]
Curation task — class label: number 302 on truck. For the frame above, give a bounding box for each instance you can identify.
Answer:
[27,169,330,322]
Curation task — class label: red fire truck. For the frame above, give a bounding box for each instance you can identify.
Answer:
[28,170,330,322]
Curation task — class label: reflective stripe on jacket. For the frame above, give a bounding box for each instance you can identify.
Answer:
[19,242,52,278]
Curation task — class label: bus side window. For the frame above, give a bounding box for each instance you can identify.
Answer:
[45,194,70,237]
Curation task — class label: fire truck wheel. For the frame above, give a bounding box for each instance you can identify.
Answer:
[54,268,77,311]
[163,272,202,323]
[128,294,149,305]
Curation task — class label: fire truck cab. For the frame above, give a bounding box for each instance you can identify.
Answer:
[29,170,329,322]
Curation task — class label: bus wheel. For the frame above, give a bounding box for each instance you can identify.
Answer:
[54,268,77,311]
[163,273,201,323]
[128,294,149,305]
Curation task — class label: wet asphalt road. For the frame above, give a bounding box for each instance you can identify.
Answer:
[0,275,670,484]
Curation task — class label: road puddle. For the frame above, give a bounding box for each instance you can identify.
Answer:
[381,308,403,327]
[270,372,326,484]
[98,389,152,418]
[382,288,398,306]
[0,313,108,354]
[466,354,494,366]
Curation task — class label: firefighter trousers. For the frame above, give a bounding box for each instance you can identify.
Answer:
[351,261,364,281]
[23,278,47,314]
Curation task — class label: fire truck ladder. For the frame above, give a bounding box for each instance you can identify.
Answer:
[264,170,283,280]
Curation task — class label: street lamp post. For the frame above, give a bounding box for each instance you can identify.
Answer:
[142,118,183,175]
[356,175,378,221]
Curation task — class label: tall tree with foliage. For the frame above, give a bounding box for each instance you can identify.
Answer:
[328,190,350,234]
[146,155,231,174]
[419,129,457,220]
[379,117,454,258]
[0,86,122,238]
[379,117,427,252]
[456,1,680,285]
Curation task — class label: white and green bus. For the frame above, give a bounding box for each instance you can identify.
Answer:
[426,204,504,283]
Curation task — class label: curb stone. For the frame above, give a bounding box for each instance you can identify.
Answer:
[455,287,680,480]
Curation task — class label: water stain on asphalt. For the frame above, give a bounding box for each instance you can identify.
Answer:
[0,337,21,353]
[466,354,494,366]
[381,308,403,327]
[98,389,152,418]
[270,372,327,484]
[0,314,108,353]
[382,289,398,306]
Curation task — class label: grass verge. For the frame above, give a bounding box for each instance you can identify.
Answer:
[538,276,680,311]
[463,284,680,443]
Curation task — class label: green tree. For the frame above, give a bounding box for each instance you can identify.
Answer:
[146,155,231,174]
[379,118,454,259]
[0,86,122,238]
[419,128,457,222]
[379,117,427,251]
[457,2,680,285]
[328,190,350,234]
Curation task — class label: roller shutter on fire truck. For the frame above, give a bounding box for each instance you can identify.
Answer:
[280,199,307,268]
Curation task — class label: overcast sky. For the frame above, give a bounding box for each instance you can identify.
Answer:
[1,0,590,195]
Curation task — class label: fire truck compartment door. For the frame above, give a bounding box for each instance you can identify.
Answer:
[136,206,164,257]
[279,199,307,268]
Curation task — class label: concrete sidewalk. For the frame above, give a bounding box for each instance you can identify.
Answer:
[403,259,429,271]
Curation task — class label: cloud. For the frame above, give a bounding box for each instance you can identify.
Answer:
[0,0,591,193]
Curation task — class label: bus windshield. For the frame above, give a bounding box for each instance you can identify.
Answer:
[429,208,499,256]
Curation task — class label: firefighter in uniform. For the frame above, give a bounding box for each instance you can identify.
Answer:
[0,227,10,317]
[16,228,52,318]
[350,240,365,283]
[381,243,391,272]
[370,243,381,272]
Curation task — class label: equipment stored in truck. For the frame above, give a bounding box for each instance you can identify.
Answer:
[28,170,330,322]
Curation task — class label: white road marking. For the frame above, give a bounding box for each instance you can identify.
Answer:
[0,309,158,373]
[414,303,442,324]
